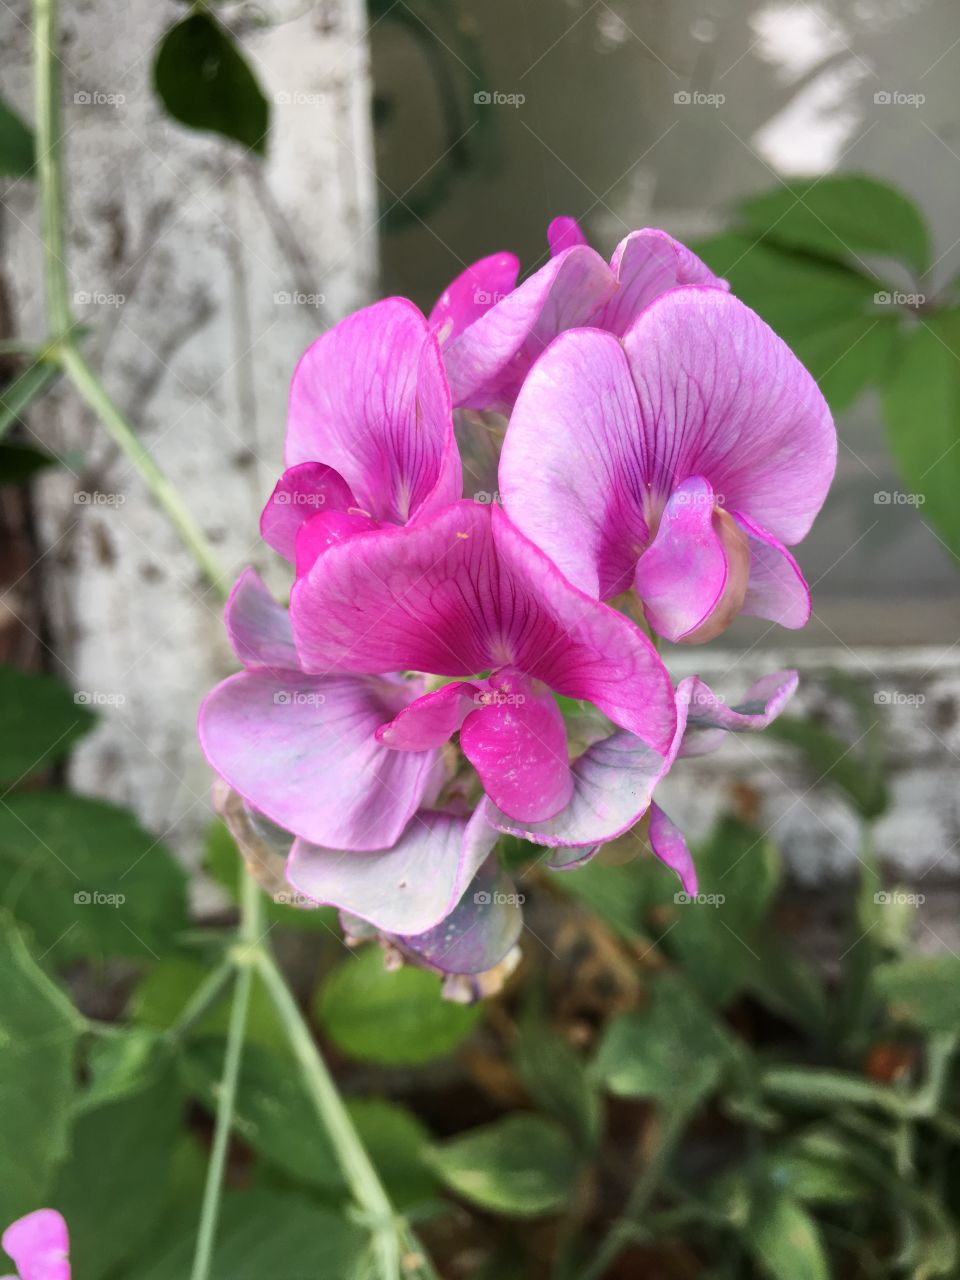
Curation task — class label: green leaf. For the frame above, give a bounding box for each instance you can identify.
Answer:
[153,13,269,155]
[0,96,35,178]
[737,175,931,276]
[348,1098,440,1211]
[766,1128,871,1206]
[131,955,285,1051]
[656,816,781,1007]
[591,971,735,1109]
[0,917,81,1225]
[427,1114,580,1218]
[0,441,58,483]
[0,358,60,439]
[548,857,652,942]
[81,1026,165,1110]
[742,932,828,1038]
[764,715,888,819]
[52,1062,183,1279]
[875,954,960,1031]
[882,315,960,562]
[745,1192,830,1280]
[759,1065,905,1115]
[513,1011,601,1150]
[791,313,900,414]
[317,946,481,1065]
[135,1190,369,1280]
[0,664,96,786]
[0,793,188,963]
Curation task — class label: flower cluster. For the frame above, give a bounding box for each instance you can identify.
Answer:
[199,218,836,998]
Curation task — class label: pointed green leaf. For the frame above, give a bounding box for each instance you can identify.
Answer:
[0,96,35,178]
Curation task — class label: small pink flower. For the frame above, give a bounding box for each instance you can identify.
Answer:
[2,1210,70,1280]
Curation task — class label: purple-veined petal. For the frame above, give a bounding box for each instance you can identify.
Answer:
[648,801,697,895]
[291,501,677,754]
[376,681,481,751]
[679,669,799,757]
[224,568,299,672]
[286,297,460,523]
[286,805,498,936]
[259,462,356,562]
[2,1210,70,1280]
[735,512,811,628]
[294,509,381,579]
[442,246,617,411]
[592,228,727,335]
[634,477,750,643]
[621,286,836,544]
[429,252,521,342]
[499,326,649,599]
[460,669,573,822]
[547,216,587,255]
[398,855,524,974]
[198,669,435,850]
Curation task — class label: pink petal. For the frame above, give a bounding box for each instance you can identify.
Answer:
[259,462,356,562]
[376,681,481,751]
[442,246,617,410]
[592,229,727,335]
[290,501,676,754]
[286,297,460,523]
[679,670,799,758]
[428,252,521,342]
[287,805,498,935]
[547,216,587,255]
[2,1210,70,1280]
[398,855,523,975]
[294,509,380,579]
[224,568,299,671]
[198,669,436,849]
[634,477,750,643]
[460,669,573,822]
[621,286,835,545]
[499,326,649,599]
[649,802,697,895]
[734,512,811,628]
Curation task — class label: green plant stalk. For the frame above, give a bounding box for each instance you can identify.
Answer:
[164,958,234,1047]
[255,945,401,1279]
[189,874,262,1280]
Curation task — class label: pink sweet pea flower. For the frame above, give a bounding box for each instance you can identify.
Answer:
[499,286,836,643]
[431,216,726,411]
[260,298,461,572]
[2,1210,70,1280]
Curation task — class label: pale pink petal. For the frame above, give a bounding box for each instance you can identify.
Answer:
[398,855,523,975]
[649,802,697,895]
[679,670,799,758]
[460,669,573,822]
[2,1210,70,1280]
[198,670,435,850]
[428,252,521,342]
[224,568,299,671]
[547,216,587,255]
[442,246,617,410]
[286,297,460,522]
[287,805,497,936]
[259,462,356,562]
[592,228,727,334]
[376,681,481,751]
[735,512,811,628]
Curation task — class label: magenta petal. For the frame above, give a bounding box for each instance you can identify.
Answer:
[286,297,460,523]
[377,681,480,751]
[499,326,649,599]
[547,216,588,255]
[294,509,380,579]
[679,670,799,758]
[291,502,677,754]
[649,802,697,895]
[2,1210,70,1280]
[735,512,811,628]
[287,806,498,935]
[461,670,573,822]
[224,568,299,671]
[442,245,617,410]
[593,229,727,335]
[198,669,435,849]
[429,252,521,342]
[260,462,356,562]
[634,477,750,643]
[621,286,836,545]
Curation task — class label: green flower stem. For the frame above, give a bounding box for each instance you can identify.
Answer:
[164,958,234,1047]
[255,944,401,1279]
[189,873,262,1280]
